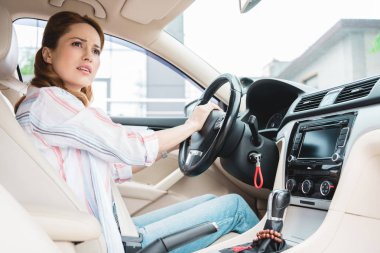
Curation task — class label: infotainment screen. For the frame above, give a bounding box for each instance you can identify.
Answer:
[298,128,341,159]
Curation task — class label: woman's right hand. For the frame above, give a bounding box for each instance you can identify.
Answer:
[185,102,221,132]
[155,102,222,155]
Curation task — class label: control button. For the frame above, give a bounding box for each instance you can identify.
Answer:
[294,133,302,143]
[337,137,345,143]
[337,132,348,147]
[331,153,342,163]
[301,179,314,195]
[337,139,345,147]
[287,155,296,163]
[338,133,347,139]
[286,178,297,193]
[340,127,349,134]
[338,133,347,138]
[320,181,335,197]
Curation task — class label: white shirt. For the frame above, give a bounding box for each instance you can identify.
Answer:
[16,86,159,253]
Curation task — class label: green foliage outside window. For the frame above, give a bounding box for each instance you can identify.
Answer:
[20,49,35,76]
[370,33,380,53]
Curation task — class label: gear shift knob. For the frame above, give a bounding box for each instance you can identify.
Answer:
[267,189,290,221]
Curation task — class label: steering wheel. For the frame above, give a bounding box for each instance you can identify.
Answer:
[179,73,242,176]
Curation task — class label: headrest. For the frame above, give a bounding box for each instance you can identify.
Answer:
[0,92,15,115]
[0,6,18,79]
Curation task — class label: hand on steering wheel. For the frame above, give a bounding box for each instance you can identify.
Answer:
[179,73,242,176]
[186,102,221,132]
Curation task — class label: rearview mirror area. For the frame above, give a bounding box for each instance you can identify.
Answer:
[239,0,261,13]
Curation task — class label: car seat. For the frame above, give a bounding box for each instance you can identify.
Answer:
[0,184,61,253]
[0,5,107,253]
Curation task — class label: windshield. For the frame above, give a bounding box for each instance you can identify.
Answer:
[168,0,380,90]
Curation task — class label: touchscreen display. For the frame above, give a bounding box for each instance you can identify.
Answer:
[298,128,341,159]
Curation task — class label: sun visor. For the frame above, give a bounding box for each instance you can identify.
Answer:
[120,0,182,25]
[49,0,106,19]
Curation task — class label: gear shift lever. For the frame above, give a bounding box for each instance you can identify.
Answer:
[254,189,290,253]
[219,190,291,253]
[267,189,291,222]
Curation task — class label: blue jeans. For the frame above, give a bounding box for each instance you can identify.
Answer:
[133,194,259,253]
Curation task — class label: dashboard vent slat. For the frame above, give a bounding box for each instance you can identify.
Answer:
[294,91,327,112]
[335,78,378,104]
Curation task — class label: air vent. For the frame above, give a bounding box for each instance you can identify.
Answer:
[335,78,378,104]
[294,91,327,112]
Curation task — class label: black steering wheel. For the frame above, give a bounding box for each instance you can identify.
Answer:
[179,73,242,176]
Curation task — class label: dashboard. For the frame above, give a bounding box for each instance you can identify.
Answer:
[237,75,380,211]
[240,78,315,141]
[244,78,314,130]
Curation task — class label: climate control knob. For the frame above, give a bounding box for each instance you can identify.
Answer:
[286,178,297,193]
[320,181,335,197]
[331,153,342,164]
[301,179,314,195]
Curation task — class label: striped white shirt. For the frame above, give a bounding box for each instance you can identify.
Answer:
[16,86,159,253]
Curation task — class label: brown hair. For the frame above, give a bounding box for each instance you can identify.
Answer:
[15,11,104,112]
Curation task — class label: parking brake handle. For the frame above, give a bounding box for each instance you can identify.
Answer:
[137,222,218,253]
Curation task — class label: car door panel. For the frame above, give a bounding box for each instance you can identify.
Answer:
[113,116,248,216]
[111,116,187,130]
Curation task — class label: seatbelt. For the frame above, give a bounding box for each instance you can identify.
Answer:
[110,181,142,241]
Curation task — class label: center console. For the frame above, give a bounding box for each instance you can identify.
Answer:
[285,112,357,209]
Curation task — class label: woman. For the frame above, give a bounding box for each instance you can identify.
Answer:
[15,11,259,253]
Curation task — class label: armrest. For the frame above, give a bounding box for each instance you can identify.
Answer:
[26,205,101,242]
[118,181,166,200]
[136,222,218,253]
[118,181,167,215]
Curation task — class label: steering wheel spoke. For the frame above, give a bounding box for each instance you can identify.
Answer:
[214,114,225,130]
[185,150,204,167]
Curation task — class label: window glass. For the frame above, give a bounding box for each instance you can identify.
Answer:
[171,0,380,90]
[14,19,203,117]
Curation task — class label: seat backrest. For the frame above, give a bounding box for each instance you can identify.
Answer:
[0,3,85,217]
[0,4,25,107]
[0,91,14,113]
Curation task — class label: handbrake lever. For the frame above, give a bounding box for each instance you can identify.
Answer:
[137,222,218,253]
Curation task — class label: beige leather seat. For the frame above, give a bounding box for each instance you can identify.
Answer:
[0,5,106,253]
[0,184,60,253]
[0,4,25,107]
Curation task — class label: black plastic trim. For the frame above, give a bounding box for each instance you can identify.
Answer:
[111,117,187,130]
[281,75,380,128]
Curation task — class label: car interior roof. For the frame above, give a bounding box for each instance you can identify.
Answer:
[4,0,231,103]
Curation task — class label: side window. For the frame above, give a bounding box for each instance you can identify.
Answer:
[14,18,203,117]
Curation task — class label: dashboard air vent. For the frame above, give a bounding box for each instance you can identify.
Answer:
[335,78,378,104]
[294,91,327,112]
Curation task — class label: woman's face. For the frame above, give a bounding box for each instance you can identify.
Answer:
[43,23,102,91]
